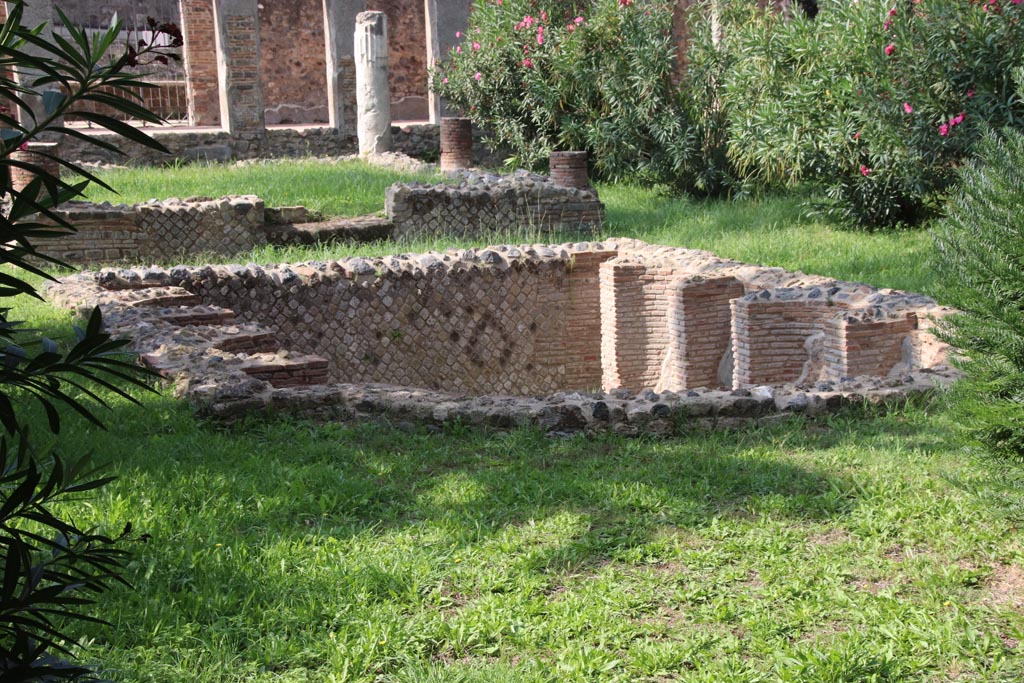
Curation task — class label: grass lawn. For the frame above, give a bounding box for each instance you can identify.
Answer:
[14,159,1022,682]
[80,158,444,220]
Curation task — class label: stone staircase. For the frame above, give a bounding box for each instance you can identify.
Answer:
[103,284,330,389]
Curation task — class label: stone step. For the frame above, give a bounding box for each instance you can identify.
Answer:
[207,325,279,354]
[264,214,394,246]
[157,305,236,327]
[239,352,330,388]
[101,285,202,308]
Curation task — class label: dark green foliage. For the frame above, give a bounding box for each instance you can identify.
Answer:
[432,0,735,195]
[0,2,173,679]
[933,128,1024,461]
[722,0,1024,230]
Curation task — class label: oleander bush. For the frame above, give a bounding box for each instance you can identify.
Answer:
[432,0,735,196]
[933,121,1024,462]
[721,0,1024,229]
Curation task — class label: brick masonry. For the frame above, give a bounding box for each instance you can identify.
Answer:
[47,239,958,434]
[37,196,266,264]
[258,0,328,125]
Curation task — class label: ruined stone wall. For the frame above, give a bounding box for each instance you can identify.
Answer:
[385,171,605,241]
[258,0,328,125]
[38,196,265,264]
[176,245,613,396]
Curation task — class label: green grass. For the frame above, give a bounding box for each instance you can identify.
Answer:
[80,158,444,219]
[12,160,1021,681]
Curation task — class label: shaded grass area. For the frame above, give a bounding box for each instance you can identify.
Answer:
[23,384,1024,683]
[80,158,443,219]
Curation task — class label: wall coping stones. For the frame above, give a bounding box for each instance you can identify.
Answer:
[45,238,959,435]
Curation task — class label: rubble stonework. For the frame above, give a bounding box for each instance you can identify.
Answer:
[46,239,958,434]
[38,196,266,264]
[385,170,606,240]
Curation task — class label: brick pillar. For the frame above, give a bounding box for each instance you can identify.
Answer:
[440,117,472,171]
[180,0,221,127]
[550,151,590,189]
[323,0,365,131]
[600,260,647,390]
[10,142,60,194]
[213,0,264,135]
[660,276,745,392]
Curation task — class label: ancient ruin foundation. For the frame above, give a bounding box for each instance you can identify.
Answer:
[48,239,957,434]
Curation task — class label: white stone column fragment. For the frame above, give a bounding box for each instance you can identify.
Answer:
[354,11,392,154]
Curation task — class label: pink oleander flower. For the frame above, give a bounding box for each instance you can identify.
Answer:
[884,43,895,56]
[537,26,544,45]
[456,45,462,53]
[472,41,481,50]
[860,165,871,176]
[540,10,547,21]
[456,31,462,38]
[522,58,533,67]
[474,72,482,81]
[903,102,913,114]
[888,7,897,15]
[950,111,966,126]
[854,131,861,140]
[967,88,976,98]
[574,15,585,24]
[883,19,892,30]
[938,123,949,136]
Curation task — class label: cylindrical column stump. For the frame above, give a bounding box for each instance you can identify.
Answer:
[550,151,590,189]
[10,142,60,194]
[440,117,473,171]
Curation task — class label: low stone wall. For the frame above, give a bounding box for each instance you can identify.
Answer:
[385,171,605,240]
[46,239,958,434]
[39,196,265,264]
[56,124,505,166]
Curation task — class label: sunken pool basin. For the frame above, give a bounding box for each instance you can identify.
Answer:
[47,239,956,434]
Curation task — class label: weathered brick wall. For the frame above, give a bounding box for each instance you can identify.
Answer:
[53,0,180,28]
[176,246,614,396]
[385,171,605,241]
[37,196,265,264]
[367,0,428,120]
[181,0,220,126]
[258,0,328,125]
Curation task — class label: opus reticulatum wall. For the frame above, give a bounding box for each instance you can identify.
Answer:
[47,239,957,434]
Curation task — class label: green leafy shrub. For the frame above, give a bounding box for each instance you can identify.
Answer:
[932,126,1024,461]
[722,0,1024,229]
[432,0,735,195]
